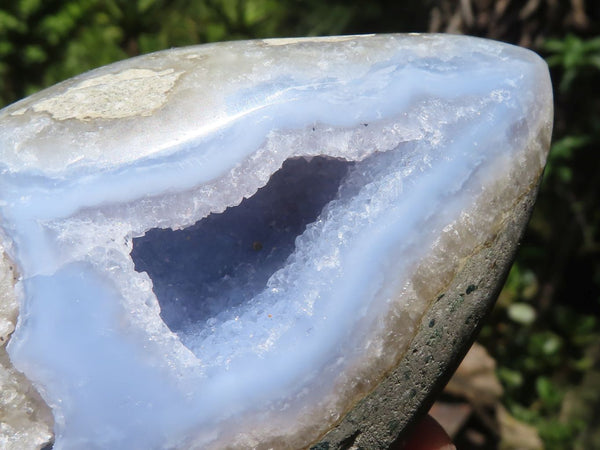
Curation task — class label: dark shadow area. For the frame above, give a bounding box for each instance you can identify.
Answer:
[131,156,354,332]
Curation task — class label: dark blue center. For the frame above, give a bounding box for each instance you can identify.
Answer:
[131,156,353,332]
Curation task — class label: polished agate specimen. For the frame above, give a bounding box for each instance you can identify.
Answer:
[0,34,552,449]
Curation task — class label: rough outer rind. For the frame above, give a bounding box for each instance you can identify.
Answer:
[311,171,543,449]
[0,249,54,449]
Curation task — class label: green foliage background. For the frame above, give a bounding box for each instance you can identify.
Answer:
[1,1,599,449]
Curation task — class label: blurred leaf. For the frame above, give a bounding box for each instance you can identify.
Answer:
[573,356,593,371]
[528,332,563,359]
[543,38,566,53]
[499,367,524,389]
[508,303,536,325]
[137,0,156,14]
[543,135,591,186]
[541,336,561,356]
[536,377,563,409]
[0,10,22,32]
[0,40,13,56]
[544,34,600,92]
[23,45,46,64]
[17,0,42,18]
[521,270,539,299]
[550,135,590,159]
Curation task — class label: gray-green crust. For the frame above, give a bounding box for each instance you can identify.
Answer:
[311,175,542,450]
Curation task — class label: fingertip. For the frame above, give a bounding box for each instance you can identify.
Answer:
[401,414,455,450]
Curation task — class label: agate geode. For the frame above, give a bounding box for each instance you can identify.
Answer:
[0,34,552,449]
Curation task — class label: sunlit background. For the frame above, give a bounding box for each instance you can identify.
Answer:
[1,1,599,448]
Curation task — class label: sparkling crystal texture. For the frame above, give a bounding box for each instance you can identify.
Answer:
[0,34,552,449]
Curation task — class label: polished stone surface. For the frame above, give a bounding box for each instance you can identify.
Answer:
[0,34,552,449]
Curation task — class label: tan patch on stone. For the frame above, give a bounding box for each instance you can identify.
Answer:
[32,68,183,121]
[0,248,54,449]
[9,108,27,116]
